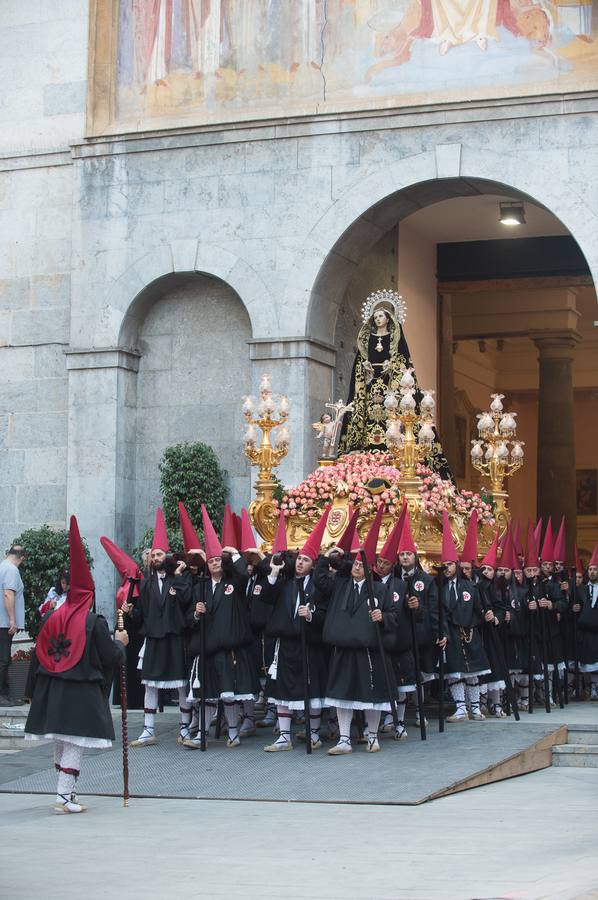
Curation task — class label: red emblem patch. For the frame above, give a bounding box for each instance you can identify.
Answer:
[224,584,234,595]
[462,591,471,602]
[414,580,424,592]
[253,584,262,595]
[393,591,399,603]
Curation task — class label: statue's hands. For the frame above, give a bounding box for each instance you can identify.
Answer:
[363,361,374,384]
[381,359,391,373]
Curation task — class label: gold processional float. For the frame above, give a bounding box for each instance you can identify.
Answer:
[242,292,525,570]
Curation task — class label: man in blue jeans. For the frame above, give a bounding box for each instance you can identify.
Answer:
[0,545,26,706]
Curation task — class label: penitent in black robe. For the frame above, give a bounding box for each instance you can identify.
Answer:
[314,557,396,710]
[25,612,124,747]
[132,571,192,687]
[443,578,491,679]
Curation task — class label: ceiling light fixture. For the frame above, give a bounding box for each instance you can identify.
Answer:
[499,201,526,226]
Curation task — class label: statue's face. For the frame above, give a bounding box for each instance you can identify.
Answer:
[373,309,389,328]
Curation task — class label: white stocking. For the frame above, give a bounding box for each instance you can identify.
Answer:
[224,702,239,739]
[336,707,353,744]
[365,710,381,738]
[55,741,83,802]
[143,685,159,732]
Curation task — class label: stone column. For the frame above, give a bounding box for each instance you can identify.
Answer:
[532,330,581,559]
[65,348,140,622]
[438,293,458,475]
[248,337,337,489]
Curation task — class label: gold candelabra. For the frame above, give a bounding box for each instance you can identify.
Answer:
[243,373,290,541]
[384,369,437,509]
[470,393,524,533]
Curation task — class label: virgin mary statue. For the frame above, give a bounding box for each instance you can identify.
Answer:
[338,289,452,480]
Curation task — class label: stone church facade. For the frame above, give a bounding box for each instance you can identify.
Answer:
[1,2,597,615]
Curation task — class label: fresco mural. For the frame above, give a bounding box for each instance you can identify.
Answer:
[88,0,598,134]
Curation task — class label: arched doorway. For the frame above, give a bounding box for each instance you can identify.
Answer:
[304,177,597,559]
[117,272,253,550]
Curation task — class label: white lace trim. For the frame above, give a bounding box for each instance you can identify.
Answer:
[25,733,112,749]
[579,662,598,672]
[396,683,416,693]
[325,698,391,711]
[444,669,491,680]
[142,679,187,688]
[267,698,324,710]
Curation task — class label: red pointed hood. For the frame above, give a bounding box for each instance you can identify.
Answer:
[221,505,237,548]
[481,531,500,569]
[398,508,417,554]
[525,520,540,568]
[460,510,478,565]
[152,508,169,553]
[177,502,202,555]
[362,503,385,567]
[233,513,243,550]
[202,504,223,560]
[37,516,93,674]
[441,510,459,563]
[590,542,598,568]
[513,520,524,558]
[540,516,554,563]
[100,536,141,583]
[500,529,519,571]
[534,517,543,549]
[336,506,360,554]
[378,501,406,563]
[271,509,288,555]
[553,516,566,563]
[300,506,331,561]
[240,508,257,553]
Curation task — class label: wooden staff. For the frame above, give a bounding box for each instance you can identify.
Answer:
[198,569,208,751]
[297,578,312,756]
[434,566,446,733]
[360,550,399,729]
[117,576,137,808]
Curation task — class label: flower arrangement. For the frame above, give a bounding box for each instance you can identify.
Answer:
[279,452,494,526]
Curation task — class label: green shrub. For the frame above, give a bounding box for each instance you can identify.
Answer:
[158,442,228,538]
[11,525,93,641]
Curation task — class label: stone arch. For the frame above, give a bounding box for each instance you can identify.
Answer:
[280,146,598,344]
[100,241,275,349]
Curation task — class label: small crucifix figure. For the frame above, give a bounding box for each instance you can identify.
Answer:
[312,399,354,459]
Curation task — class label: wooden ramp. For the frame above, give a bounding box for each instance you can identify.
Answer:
[0,712,567,806]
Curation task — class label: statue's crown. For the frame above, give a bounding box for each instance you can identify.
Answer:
[361,289,407,325]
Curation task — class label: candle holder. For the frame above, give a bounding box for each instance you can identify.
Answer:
[243,375,290,541]
[385,375,437,510]
[471,393,524,533]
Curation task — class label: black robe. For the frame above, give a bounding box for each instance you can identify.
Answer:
[378,576,416,688]
[540,575,567,666]
[477,577,508,685]
[261,571,329,705]
[578,582,598,668]
[315,557,397,707]
[443,578,490,678]
[25,612,124,742]
[187,556,258,700]
[504,578,535,672]
[248,558,276,681]
[399,567,440,675]
[132,571,192,685]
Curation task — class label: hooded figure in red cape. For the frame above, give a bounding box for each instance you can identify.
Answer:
[25,516,128,815]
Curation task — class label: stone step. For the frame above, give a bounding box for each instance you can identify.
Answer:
[552,744,598,767]
[567,724,598,745]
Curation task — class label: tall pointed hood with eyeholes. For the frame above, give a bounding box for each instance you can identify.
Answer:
[300,506,331,561]
[460,510,478,565]
[151,508,169,553]
[177,502,203,555]
[441,510,459,563]
[37,516,94,674]
[201,504,223,560]
[221,504,237,549]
